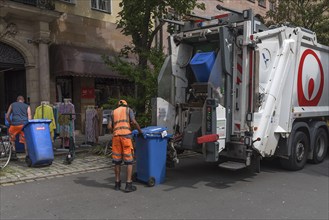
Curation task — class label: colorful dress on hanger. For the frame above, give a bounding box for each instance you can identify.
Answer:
[34,104,56,140]
[58,102,75,147]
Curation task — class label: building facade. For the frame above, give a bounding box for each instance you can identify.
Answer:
[0,0,275,131]
[195,0,275,18]
[0,0,133,130]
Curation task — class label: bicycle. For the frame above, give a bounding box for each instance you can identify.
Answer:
[0,124,13,169]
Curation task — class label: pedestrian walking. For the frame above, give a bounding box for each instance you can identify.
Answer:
[5,95,32,159]
[108,99,142,192]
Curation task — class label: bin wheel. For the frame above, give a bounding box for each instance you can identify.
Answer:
[148,177,155,187]
[66,156,72,164]
[132,172,137,182]
[65,153,73,164]
[49,161,52,166]
[25,156,32,167]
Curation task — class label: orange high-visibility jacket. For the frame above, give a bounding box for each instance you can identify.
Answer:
[112,106,131,136]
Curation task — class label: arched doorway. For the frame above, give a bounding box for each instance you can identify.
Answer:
[0,42,26,124]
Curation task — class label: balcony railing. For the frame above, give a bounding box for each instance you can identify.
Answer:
[10,0,55,10]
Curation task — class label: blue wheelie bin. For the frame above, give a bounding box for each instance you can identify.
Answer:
[133,126,170,186]
[24,119,54,167]
[15,135,25,153]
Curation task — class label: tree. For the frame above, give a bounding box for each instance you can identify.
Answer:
[103,0,205,126]
[117,0,205,69]
[266,0,329,45]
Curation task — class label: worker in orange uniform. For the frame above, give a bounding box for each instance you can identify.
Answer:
[6,95,32,159]
[108,100,143,192]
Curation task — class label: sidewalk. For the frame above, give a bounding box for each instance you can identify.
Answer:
[0,134,113,186]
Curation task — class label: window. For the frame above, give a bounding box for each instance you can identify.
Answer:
[269,1,276,11]
[91,0,111,13]
[60,0,75,4]
[258,0,266,8]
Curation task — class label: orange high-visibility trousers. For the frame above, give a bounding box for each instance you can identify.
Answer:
[9,125,25,144]
[112,136,134,165]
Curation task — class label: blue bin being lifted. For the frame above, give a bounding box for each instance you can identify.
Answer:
[190,51,216,82]
[24,119,54,167]
[133,126,170,186]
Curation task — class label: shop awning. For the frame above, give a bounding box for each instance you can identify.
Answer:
[50,45,127,79]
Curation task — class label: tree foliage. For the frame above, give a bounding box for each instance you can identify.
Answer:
[117,0,205,67]
[266,0,329,45]
[104,0,205,125]
[103,47,166,127]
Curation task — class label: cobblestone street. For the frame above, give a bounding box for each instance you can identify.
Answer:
[0,152,112,186]
[0,134,113,186]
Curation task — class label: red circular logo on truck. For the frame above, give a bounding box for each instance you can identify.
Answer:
[297,49,324,106]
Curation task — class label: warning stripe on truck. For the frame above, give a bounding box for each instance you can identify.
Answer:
[236,53,243,85]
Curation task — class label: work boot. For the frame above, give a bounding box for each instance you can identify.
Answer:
[10,151,18,161]
[124,182,137,193]
[114,181,121,191]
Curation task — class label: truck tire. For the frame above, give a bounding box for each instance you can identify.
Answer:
[311,128,328,164]
[280,131,309,171]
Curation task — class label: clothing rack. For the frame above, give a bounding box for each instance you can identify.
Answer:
[85,105,98,109]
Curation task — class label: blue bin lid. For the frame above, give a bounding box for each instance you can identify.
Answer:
[190,51,215,65]
[28,119,51,124]
[133,126,170,139]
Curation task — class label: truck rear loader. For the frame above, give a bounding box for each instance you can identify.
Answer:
[152,5,329,171]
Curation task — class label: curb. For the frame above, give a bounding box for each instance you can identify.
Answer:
[0,164,113,186]
[16,147,91,160]
[1,151,199,186]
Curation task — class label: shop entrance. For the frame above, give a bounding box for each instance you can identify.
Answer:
[0,42,26,124]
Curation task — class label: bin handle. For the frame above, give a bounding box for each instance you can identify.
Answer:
[143,130,168,138]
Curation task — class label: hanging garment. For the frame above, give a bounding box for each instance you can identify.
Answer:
[34,104,56,140]
[58,102,75,147]
[52,106,59,138]
[97,108,103,136]
[85,108,98,143]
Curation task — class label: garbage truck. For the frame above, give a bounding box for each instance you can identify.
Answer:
[152,5,329,171]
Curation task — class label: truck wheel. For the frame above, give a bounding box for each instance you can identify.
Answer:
[280,131,309,171]
[311,128,328,164]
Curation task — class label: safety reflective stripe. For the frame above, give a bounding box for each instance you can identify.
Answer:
[113,126,130,131]
[123,153,133,157]
[113,119,129,125]
[112,152,122,156]
[113,107,131,136]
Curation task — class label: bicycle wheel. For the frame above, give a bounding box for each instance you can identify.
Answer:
[0,140,12,169]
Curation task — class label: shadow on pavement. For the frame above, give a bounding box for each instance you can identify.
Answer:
[163,155,258,191]
[163,155,329,191]
[73,176,113,189]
